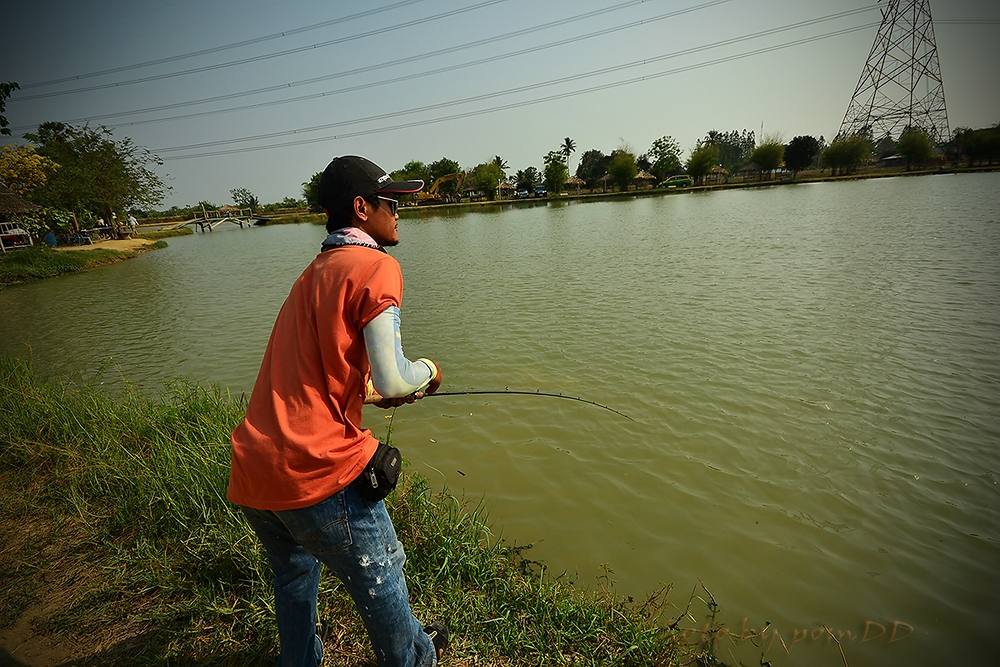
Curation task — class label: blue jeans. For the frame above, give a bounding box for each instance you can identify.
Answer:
[241,483,436,667]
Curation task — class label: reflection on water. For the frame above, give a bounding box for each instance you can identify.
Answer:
[3,173,999,665]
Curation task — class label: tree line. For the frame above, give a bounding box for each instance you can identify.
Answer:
[298,122,1000,208]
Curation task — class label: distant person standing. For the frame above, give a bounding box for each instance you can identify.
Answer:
[127,214,138,229]
[228,156,448,666]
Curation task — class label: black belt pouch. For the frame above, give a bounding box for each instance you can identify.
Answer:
[354,441,402,502]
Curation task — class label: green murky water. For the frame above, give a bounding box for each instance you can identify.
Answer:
[4,173,998,665]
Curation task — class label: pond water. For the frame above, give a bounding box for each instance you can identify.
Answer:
[3,173,999,666]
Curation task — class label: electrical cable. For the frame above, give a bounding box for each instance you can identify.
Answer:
[14,0,732,131]
[165,23,880,160]
[15,0,511,101]
[154,15,878,155]
[119,2,746,131]
[20,0,432,90]
[163,22,878,160]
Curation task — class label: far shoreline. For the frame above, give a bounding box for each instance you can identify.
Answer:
[0,228,192,288]
[253,163,1000,225]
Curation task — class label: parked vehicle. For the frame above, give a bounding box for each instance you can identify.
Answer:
[515,189,530,199]
[533,186,548,198]
[659,175,693,188]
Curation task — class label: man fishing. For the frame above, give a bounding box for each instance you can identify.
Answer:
[228,155,447,666]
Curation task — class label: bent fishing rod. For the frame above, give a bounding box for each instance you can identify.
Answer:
[425,389,634,422]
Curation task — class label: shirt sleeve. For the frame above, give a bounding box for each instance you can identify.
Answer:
[364,306,434,397]
[355,254,403,329]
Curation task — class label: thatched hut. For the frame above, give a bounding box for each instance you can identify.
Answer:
[634,170,657,189]
[0,191,39,219]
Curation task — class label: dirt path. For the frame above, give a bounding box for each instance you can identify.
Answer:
[54,238,157,253]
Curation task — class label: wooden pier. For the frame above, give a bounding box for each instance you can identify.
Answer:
[189,206,259,233]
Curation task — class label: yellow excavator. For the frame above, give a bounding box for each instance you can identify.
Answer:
[416,172,464,205]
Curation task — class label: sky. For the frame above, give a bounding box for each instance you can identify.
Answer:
[2,0,998,208]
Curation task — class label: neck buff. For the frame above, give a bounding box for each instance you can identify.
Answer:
[320,227,386,253]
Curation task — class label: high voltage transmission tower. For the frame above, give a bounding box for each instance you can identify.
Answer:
[839,0,949,142]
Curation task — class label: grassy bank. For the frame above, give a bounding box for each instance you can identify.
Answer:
[135,227,194,240]
[264,211,327,226]
[0,358,716,665]
[0,242,166,288]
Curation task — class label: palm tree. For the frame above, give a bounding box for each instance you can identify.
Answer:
[561,137,577,174]
[492,155,509,175]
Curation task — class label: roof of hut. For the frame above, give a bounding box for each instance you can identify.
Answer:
[0,191,40,217]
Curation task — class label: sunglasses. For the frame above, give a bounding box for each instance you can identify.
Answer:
[377,196,399,216]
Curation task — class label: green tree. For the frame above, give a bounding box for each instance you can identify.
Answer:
[560,137,576,173]
[646,135,683,181]
[302,171,323,211]
[896,127,935,170]
[955,124,1000,165]
[10,205,73,237]
[428,157,462,196]
[466,161,504,199]
[954,127,988,165]
[543,151,568,194]
[576,149,609,188]
[783,135,820,178]
[685,144,720,184]
[842,134,874,173]
[491,155,509,176]
[0,145,59,197]
[25,122,167,237]
[515,167,541,191]
[750,137,784,179]
[822,134,872,175]
[0,82,18,136]
[392,160,432,185]
[391,160,432,204]
[428,157,461,181]
[873,134,898,159]
[607,149,637,190]
[230,187,261,210]
[702,129,755,173]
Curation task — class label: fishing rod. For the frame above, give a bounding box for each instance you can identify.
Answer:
[425,389,634,422]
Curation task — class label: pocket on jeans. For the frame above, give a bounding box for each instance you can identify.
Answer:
[297,493,352,554]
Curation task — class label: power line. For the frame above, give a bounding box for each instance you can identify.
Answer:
[934,19,1000,24]
[154,9,878,154]
[165,22,879,161]
[15,0,511,101]
[98,0,751,131]
[13,0,677,131]
[20,0,432,90]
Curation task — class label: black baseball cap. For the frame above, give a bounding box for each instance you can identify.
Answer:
[317,156,424,210]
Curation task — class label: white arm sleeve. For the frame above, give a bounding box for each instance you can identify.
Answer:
[364,306,435,398]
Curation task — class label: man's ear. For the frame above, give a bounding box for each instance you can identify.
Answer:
[353,195,369,221]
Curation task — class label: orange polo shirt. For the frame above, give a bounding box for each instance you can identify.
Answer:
[228,246,402,510]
